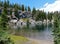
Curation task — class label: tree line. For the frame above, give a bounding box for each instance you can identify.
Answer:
[0,0,31,11]
[0,0,54,21]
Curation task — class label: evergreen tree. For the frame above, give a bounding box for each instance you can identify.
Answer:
[53,13,60,44]
[25,7,27,11]
[28,6,31,11]
[4,0,8,8]
[0,1,3,7]
[48,12,53,21]
[0,8,8,30]
[0,8,14,44]
[35,10,46,21]
[22,5,25,11]
[32,8,36,18]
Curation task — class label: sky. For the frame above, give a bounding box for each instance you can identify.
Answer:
[1,0,60,12]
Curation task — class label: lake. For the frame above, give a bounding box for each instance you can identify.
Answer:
[16,23,54,44]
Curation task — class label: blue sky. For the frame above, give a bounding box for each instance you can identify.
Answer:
[1,0,55,9]
[1,0,60,12]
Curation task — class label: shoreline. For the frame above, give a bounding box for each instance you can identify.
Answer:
[26,37,54,44]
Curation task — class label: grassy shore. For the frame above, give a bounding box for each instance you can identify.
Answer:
[10,35,28,44]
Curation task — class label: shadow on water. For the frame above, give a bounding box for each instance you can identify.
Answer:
[14,23,53,37]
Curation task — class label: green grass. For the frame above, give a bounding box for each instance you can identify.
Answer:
[10,35,28,44]
[20,18,28,22]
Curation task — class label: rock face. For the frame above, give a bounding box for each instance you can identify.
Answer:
[19,11,32,19]
[17,19,27,28]
[11,10,32,20]
[0,7,32,19]
[9,18,53,29]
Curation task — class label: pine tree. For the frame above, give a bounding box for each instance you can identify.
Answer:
[0,1,3,7]
[0,8,8,30]
[48,12,53,21]
[32,8,36,18]
[0,8,14,44]
[53,13,60,44]
[25,7,27,11]
[22,5,25,11]
[28,6,31,11]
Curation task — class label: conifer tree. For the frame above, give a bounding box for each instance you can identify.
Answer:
[22,5,25,11]
[28,6,31,11]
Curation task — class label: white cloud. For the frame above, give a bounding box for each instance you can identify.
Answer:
[44,3,49,7]
[40,0,60,12]
[56,0,60,0]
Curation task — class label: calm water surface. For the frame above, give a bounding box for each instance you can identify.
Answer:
[15,23,54,44]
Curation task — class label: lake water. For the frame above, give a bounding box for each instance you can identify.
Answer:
[18,23,54,44]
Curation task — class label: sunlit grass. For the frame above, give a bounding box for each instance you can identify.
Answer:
[10,35,28,44]
[20,18,28,22]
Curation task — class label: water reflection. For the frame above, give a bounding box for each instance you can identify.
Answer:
[14,23,54,44]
